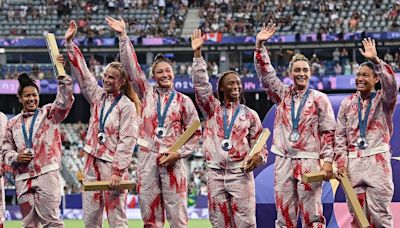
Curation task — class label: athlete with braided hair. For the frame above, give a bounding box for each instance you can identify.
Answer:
[191,28,267,228]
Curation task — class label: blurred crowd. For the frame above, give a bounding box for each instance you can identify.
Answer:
[199,0,399,35]
[1,0,399,38]
[0,0,189,38]
[2,48,400,80]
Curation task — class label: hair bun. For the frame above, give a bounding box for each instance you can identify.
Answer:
[17,72,39,96]
[18,73,35,86]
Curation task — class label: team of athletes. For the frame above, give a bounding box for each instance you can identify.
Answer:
[0,19,397,228]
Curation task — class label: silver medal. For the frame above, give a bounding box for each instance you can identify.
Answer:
[26,148,34,167]
[357,137,368,149]
[289,130,300,142]
[155,127,167,138]
[98,132,106,144]
[221,139,232,151]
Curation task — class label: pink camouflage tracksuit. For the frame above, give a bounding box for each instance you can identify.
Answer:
[254,48,336,228]
[118,36,202,228]
[334,61,397,227]
[66,41,139,228]
[0,112,8,227]
[1,76,74,227]
[192,57,267,228]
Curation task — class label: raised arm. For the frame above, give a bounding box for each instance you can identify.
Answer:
[64,20,102,104]
[359,38,398,109]
[46,75,75,124]
[191,29,218,118]
[106,16,148,98]
[254,23,287,104]
[376,61,397,109]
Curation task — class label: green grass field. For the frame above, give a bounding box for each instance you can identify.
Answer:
[5,219,212,227]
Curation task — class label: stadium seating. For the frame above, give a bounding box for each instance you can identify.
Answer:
[0,64,54,79]
[0,0,188,38]
[199,0,400,35]
[1,0,399,38]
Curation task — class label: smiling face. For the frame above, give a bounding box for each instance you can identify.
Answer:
[102,66,125,94]
[19,86,39,112]
[153,61,175,89]
[219,73,242,102]
[289,60,311,90]
[355,65,379,94]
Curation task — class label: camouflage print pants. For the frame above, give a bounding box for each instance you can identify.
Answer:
[137,151,188,228]
[16,170,63,228]
[207,168,256,228]
[83,154,129,228]
[274,155,325,228]
[347,151,393,228]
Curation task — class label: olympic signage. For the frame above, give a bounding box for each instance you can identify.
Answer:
[1,31,400,47]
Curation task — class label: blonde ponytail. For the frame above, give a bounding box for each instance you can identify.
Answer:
[121,80,142,116]
[106,62,142,117]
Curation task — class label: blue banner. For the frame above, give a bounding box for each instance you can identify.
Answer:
[1,31,400,47]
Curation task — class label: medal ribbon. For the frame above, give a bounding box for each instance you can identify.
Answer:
[291,89,310,132]
[223,104,241,140]
[358,92,376,138]
[21,109,39,149]
[157,91,175,128]
[100,94,123,133]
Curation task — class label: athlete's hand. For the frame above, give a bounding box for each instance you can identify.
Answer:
[359,38,380,64]
[65,20,77,42]
[256,22,276,49]
[336,167,348,180]
[106,16,127,38]
[109,174,121,190]
[17,150,33,164]
[243,152,263,173]
[322,162,333,181]
[159,151,180,167]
